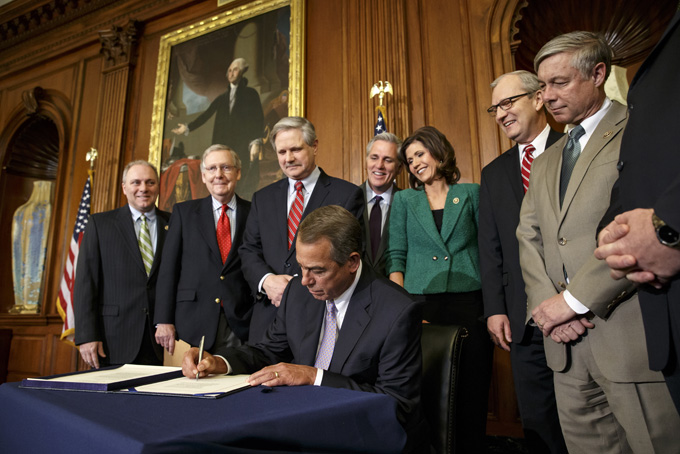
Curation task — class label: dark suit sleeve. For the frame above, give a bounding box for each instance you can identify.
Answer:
[74,216,103,345]
[187,94,222,132]
[238,190,274,296]
[478,169,507,318]
[153,207,184,325]
[322,301,422,418]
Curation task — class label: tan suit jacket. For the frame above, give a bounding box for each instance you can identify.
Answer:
[517,100,662,383]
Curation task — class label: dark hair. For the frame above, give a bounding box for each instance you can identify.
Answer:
[297,205,361,265]
[399,126,460,188]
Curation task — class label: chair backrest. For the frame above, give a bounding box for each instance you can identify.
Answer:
[420,323,467,454]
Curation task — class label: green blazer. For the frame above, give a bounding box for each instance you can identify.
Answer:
[386,183,481,295]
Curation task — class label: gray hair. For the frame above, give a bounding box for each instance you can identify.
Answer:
[200,144,242,171]
[122,160,158,183]
[297,205,361,265]
[271,116,317,148]
[366,132,402,156]
[230,57,248,73]
[534,31,612,80]
[491,70,541,96]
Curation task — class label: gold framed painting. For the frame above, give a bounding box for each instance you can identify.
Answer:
[149,0,305,207]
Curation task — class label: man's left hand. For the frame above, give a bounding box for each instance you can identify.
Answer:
[532,292,577,337]
[549,315,595,343]
[247,363,318,387]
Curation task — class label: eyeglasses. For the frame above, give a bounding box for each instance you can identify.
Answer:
[205,164,237,174]
[487,92,534,116]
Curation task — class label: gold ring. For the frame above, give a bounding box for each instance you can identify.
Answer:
[274,371,279,379]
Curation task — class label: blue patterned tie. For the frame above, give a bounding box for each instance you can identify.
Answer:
[559,124,585,207]
[314,300,337,370]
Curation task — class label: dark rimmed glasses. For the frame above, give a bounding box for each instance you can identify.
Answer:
[487,92,534,116]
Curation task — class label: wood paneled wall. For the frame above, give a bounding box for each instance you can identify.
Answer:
[0,0,532,435]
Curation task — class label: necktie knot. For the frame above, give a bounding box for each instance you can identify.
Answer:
[524,144,535,157]
[295,181,304,192]
[570,124,585,142]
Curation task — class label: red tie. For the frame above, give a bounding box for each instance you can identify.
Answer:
[287,181,304,249]
[521,144,536,193]
[217,204,232,264]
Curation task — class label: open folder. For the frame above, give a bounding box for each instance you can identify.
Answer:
[20,364,250,399]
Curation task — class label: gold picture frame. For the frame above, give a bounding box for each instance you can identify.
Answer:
[149,0,305,207]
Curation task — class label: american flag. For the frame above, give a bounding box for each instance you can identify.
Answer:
[57,175,92,345]
[374,109,386,136]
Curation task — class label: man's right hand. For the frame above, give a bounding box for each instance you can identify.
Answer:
[182,348,227,378]
[487,314,512,352]
[155,324,176,355]
[262,274,293,307]
[79,341,105,369]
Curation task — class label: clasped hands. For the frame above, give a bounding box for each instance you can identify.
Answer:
[532,293,594,344]
[181,347,318,386]
[595,208,680,288]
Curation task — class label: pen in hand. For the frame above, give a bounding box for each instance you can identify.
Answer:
[196,335,205,380]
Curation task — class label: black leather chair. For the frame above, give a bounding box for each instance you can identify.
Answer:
[0,329,12,384]
[421,323,468,454]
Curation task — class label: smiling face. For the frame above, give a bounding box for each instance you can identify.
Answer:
[275,128,318,181]
[404,141,440,185]
[122,164,159,213]
[537,52,605,125]
[201,150,241,203]
[366,140,401,194]
[491,75,545,145]
[296,238,360,301]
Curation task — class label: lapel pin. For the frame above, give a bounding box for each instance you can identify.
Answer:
[452,197,460,204]
[165,225,169,230]
[603,131,612,138]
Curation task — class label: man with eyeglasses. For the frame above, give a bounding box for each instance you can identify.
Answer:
[518,32,680,452]
[479,70,566,454]
[155,144,253,355]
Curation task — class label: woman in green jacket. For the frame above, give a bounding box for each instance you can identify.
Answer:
[386,126,492,453]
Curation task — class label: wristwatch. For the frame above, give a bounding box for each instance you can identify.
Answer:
[652,213,680,249]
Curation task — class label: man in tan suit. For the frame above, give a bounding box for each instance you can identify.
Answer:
[517,31,680,453]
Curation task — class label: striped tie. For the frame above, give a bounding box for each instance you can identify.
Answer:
[138,215,153,275]
[287,181,304,249]
[314,300,337,370]
[521,144,535,193]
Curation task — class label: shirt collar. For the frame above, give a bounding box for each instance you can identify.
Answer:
[288,166,321,194]
[366,183,394,205]
[211,195,236,213]
[129,205,156,222]
[520,124,551,159]
[571,97,612,144]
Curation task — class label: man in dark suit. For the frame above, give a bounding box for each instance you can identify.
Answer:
[239,116,365,343]
[519,31,680,452]
[75,160,169,368]
[172,58,264,190]
[155,145,252,354]
[361,132,402,277]
[479,70,566,453]
[595,11,680,414]
[184,205,426,451]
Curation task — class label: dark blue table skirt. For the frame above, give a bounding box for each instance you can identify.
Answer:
[0,382,406,453]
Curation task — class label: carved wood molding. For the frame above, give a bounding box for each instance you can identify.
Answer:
[0,0,119,52]
[99,20,143,68]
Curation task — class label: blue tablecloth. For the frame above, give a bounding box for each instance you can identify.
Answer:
[0,381,406,453]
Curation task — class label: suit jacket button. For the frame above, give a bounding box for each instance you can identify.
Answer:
[215,298,221,304]
[220,276,225,281]
[617,160,624,171]
[284,262,291,268]
[558,238,567,246]
[444,256,449,261]
[432,256,438,261]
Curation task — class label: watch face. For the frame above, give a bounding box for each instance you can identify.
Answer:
[659,225,680,245]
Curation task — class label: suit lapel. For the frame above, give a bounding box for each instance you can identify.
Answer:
[406,189,447,249]
[222,195,248,271]
[272,178,294,262]
[559,102,627,220]
[301,292,325,366]
[196,196,222,264]
[148,208,168,278]
[502,145,524,206]
[329,267,372,372]
[115,206,147,275]
[440,185,466,243]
